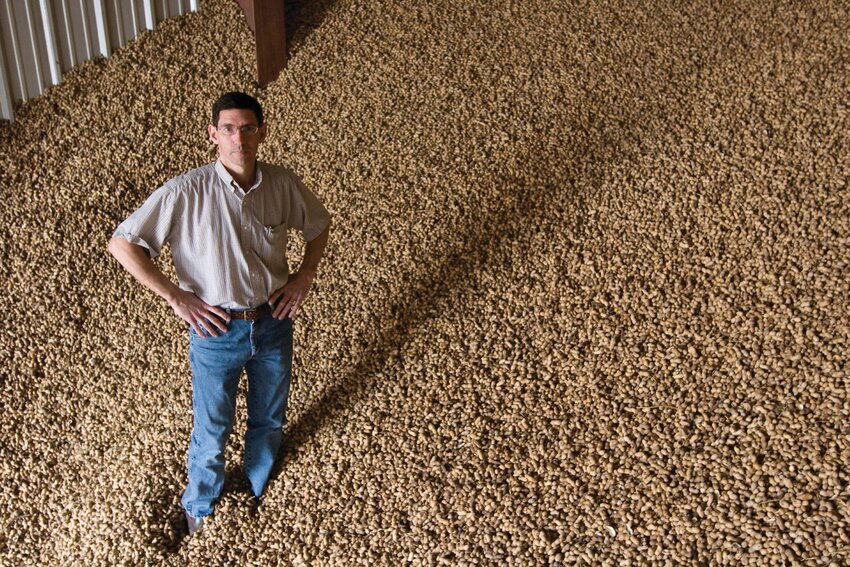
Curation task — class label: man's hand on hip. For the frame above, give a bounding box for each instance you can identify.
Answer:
[269,270,315,319]
[168,289,231,337]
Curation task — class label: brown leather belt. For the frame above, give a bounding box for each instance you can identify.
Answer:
[228,304,272,320]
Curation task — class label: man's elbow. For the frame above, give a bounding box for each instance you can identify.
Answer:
[107,236,123,258]
[319,221,332,237]
[307,223,331,243]
[107,236,138,261]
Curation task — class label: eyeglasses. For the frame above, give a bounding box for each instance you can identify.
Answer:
[216,124,260,136]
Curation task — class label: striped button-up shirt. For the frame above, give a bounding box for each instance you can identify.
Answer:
[113,160,331,309]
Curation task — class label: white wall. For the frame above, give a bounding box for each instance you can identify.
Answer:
[0,0,199,121]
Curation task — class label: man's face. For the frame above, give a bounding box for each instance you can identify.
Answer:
[208,108,267,172]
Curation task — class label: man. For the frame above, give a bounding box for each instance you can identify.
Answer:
[108,92,331,535]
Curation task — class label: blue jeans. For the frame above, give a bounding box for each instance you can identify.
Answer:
[181,314,293,518]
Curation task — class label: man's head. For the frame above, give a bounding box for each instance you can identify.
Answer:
[209,92,267,176]
[211,91,264,126]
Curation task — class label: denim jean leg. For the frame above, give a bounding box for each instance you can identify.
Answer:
[181,322,251,518]
[244,316,293,497]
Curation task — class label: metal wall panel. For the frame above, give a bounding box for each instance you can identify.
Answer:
[0,0,197,121]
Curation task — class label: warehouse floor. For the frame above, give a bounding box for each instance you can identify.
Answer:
[0,0,848,563]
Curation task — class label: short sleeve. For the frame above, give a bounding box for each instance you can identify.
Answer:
[288,175,331,242]
[112,182,180,259]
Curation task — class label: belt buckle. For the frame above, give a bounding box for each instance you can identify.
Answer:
[229,305,267,320]
[230,309,251,320]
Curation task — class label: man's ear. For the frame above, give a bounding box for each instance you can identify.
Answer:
[258,124,268,143]
[208,124,219,145]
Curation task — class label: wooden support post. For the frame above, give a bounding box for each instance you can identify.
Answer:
[234,0,286,87]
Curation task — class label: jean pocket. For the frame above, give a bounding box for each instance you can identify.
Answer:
[188,325,213,340]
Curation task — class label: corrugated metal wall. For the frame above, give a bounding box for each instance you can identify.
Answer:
[0,0,199,121]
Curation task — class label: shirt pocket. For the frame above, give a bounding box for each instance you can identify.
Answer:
[257,224,289,275]
[262,223,288,246]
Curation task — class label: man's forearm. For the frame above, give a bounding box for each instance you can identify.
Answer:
[299,224,331,276]
[108,237,230,334]
[107,237,181,302]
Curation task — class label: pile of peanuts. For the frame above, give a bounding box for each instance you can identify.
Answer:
[0,0,847,563]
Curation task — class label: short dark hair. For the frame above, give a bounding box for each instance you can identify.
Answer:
[212,91,264,126]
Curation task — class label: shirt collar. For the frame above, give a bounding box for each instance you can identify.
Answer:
[214,160,263,194]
